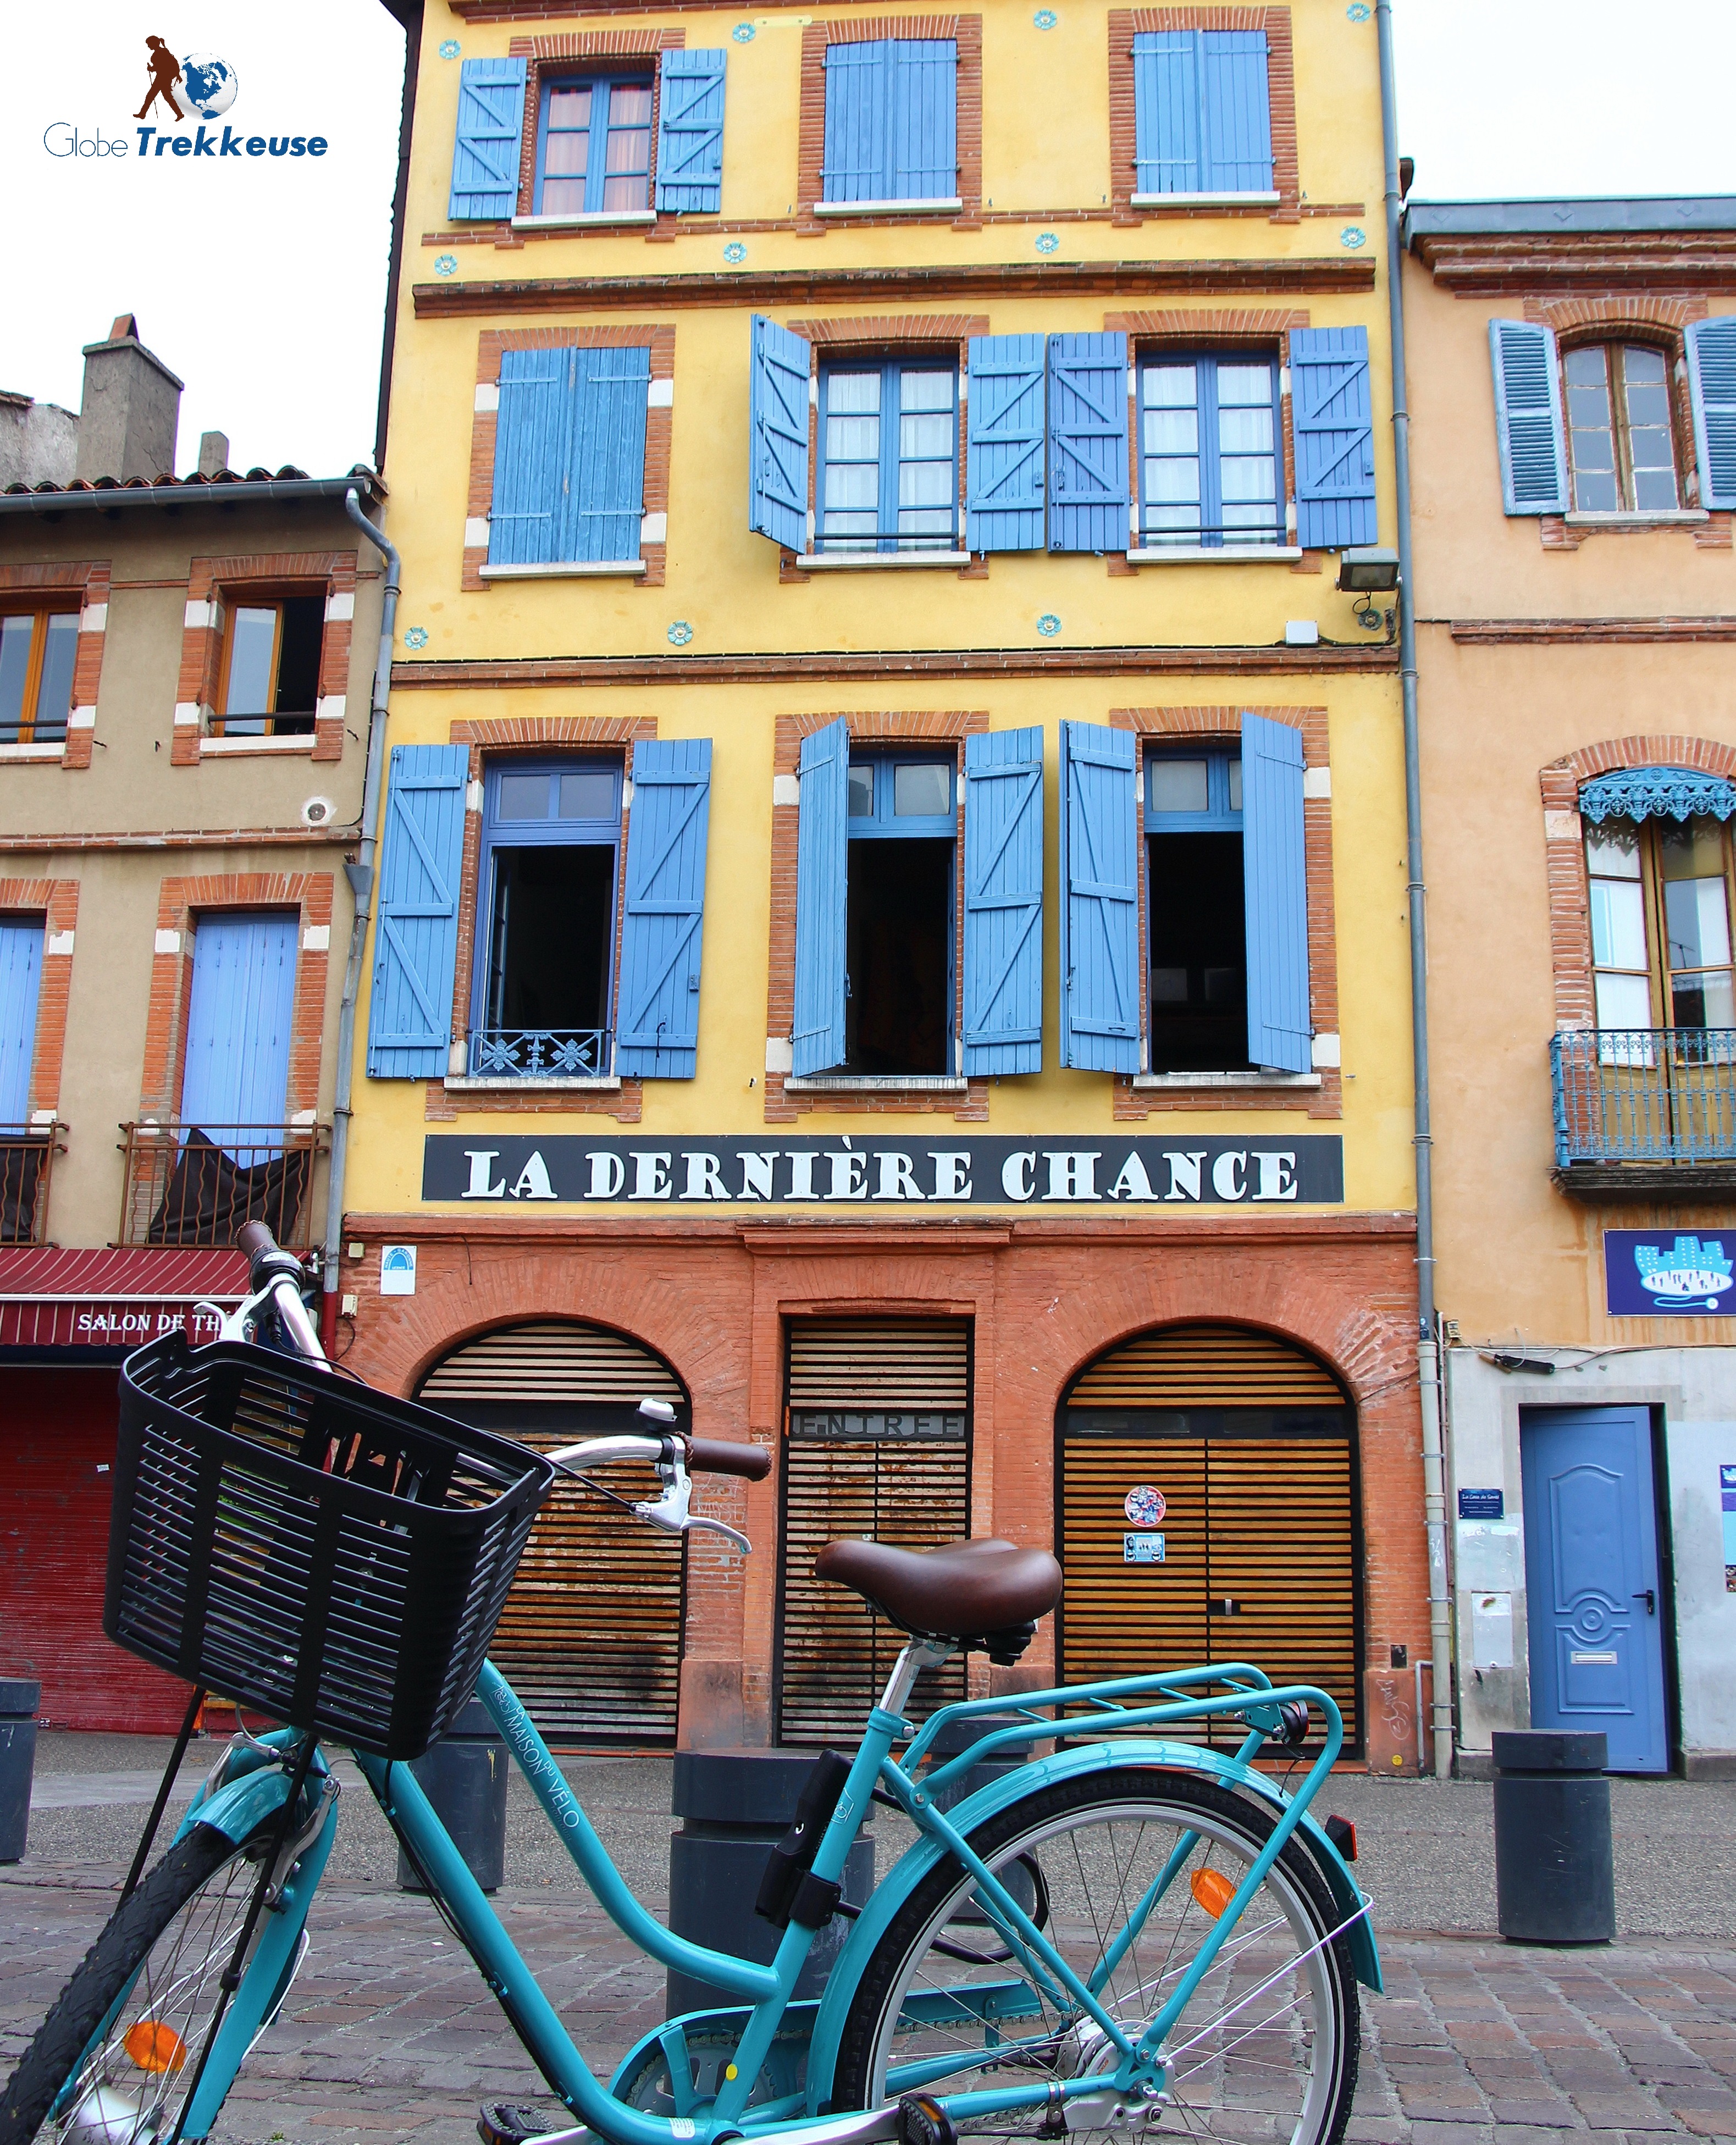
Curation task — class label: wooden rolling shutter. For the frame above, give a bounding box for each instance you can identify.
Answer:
[422,1322,683,1407]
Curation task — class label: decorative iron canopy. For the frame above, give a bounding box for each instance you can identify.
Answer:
[1578,765,1736,824]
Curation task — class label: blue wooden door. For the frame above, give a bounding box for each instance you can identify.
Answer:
[0,920,43,1125]
[1519,1406,1668,1772]
[180,913,298,1148]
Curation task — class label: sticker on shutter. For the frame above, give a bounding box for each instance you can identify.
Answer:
[1124,1533,1166,1564]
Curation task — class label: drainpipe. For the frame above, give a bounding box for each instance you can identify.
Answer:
[318,486,400,1352]
[1375,0,1453,1778]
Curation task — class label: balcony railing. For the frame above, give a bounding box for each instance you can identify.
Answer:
[1551,1029,1736,1166]
[466,1029,611,1080]
[117,1122,329,1248]
[0,1124,65,1245]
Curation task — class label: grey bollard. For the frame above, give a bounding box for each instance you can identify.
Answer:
[1492,1730,1615,1945]
[397,1699,510,1894]
[666,1750,873,2019]
[0,1678,40,1864]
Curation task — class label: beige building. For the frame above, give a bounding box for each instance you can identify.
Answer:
[1403,198,1736,1775]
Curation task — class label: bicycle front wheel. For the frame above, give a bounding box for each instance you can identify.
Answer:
[0,1817,281,2145]
[833,1767,1359,2145]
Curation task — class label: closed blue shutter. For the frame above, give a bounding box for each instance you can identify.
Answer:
[1291,325,1377,549]
[450,57,527,221]
[1059,721,1140,1072]
[792,718,849,1076]
[0,921,43,1125]
[616,739,712,1079]
[1686,317,1736,511]
[749,316,812,551]
[489,346,576,566]
[181,913,298,1142]
[1241,712,1311,1074]
[1132,33,1198,194]
[892,40,958,199]
[1488,319,1568,516]
[1200,32,1272,192]
[368,745,469,1080]
[963,727,1044,1076]
[966,335,1046,551]
[1047,333,1131,554]
[568,345,649,562]
[823,41,890,201]
[655,48,727,214]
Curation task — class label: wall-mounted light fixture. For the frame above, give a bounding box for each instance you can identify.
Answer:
[1337,545,1400,633]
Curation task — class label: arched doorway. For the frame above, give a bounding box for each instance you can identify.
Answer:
[419,1320,689,1745]
[1057,1323,1362,1754]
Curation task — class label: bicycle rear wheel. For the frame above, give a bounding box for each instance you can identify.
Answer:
[832,1767,1359,2145]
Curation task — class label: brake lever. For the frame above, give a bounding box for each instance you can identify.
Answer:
[633,1461,752,1555]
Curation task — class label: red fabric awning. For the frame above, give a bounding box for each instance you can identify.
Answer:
[0,1246,250,1348]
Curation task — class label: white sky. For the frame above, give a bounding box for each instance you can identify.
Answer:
[4,1,1733,478]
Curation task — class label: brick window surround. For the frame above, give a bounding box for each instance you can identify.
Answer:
[0,878,78,1120]
[0,563,110,771]
[794,16,984,236]
[1107,8,1300,227]
[1112,705,1341,1119]
[424,714,658,1125]
[464,327,676,593]
[172,552,357,767]
[1541,735,1736,1033]
[140,874,334,1123]
[505,29,686,238]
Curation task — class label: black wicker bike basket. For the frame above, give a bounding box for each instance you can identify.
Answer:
[104,1334,554,1760]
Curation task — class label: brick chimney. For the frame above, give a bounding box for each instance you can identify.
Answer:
[74,314,184,483]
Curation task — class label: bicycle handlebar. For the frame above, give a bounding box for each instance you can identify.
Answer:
[233,1220,325,1364]
[685,1437,772,1481]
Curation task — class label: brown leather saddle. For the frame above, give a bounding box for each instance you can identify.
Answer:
[814,1536,1063,1664]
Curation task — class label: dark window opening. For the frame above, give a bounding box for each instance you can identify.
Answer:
[846,839,952,1074]
[215,595,325,737]
[1147,832,1252,1072]
[486,845,615,1035]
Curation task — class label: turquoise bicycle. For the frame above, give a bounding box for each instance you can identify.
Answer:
[0,1224,1379,2145]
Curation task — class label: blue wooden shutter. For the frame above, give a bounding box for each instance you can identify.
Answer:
[966,335,1046,551]
[368,745,469,1080]
[963,727,1044,1076]
[792,718,849,1076]
[891,40,957,199]
[749,316,812,551]
[1047,333,1131,554]
[655,49,727,213]
[1059,721,1140,1072]
[1291,325,1376,549]
[1132,32,1198,195]
[568,345,650,562]
[0,921,43,1125]
[823,40,890,201]
[489,346,577,566]
[616,739,712,1079]
[1241,713,1311,1074]
[181,913,298,1140]
[1201,31,1273,192]
[450,57,527,221]
[1488,319,1567,516]
[1687,317,1736,512]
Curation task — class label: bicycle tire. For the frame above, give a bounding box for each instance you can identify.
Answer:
[832,1767,1360,2145]
[0,1817,279,2145]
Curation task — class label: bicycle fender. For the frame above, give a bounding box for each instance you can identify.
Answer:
[174,1739,330,1847]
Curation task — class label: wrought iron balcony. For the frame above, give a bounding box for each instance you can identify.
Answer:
[0,1123,66,1245]
[117,1122,329,1248]
[1551,1029,1736,1193]
[465,1029,611,1080]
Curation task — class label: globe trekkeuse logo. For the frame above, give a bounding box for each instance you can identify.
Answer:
[43,34,329,163]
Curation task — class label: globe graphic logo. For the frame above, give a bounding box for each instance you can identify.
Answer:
[180,55,238,119]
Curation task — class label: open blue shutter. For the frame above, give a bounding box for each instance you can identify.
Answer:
[1242,713,1311,1074]
[616,739,712,1079]
[1488,319,1567,516]
[1059,722,1140,1072]
[1201,31,1272,192]
[892,40,957,199]
[449,57,527,221]
[1291,325,1376,549]
[822,41,889,201]
[1131,32,1198,195]
[655,49,727,213]
[792,718,849,1076]
[0,921,43,1125]
[570,345,649,562]
[368,745,469,1080]
[181,913,297,1138]
[963,727,1044,1076]
[1047,333,1130,554]
[489,346,576,566]
[1687,317,1736,512]
[749,316,811,551]
[966,335,1046,551]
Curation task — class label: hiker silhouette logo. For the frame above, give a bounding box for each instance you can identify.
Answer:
[135,36,238,124]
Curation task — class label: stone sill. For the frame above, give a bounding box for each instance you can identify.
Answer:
[201,733,316,755]
[1131,191,1280,208]
[784,1074,969,1093]
[1125,546,1302,566]
[1563,509,1709,527]
[1133,1071,1322,1090]
[0,744,65,762]
[814,198,963,217]
[802,552,972,572]
[510,211,657,230]
[444,1075,622,1092]
[478,561,646,579]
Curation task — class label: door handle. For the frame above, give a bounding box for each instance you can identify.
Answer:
[1633,1589,1656,1615]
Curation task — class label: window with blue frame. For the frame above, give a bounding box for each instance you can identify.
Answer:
[535,75,654,215]
[845,752,956,1073]
[471,759,622,1079]
[1146,748,1252,1071]
[820,360,958,553]
[1138,354,1282,549]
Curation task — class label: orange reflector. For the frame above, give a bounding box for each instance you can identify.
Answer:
[123,2021,187,2075]
[1190,1868,1235,1920]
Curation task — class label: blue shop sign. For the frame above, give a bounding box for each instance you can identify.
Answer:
[1604,1230,1735,1317]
